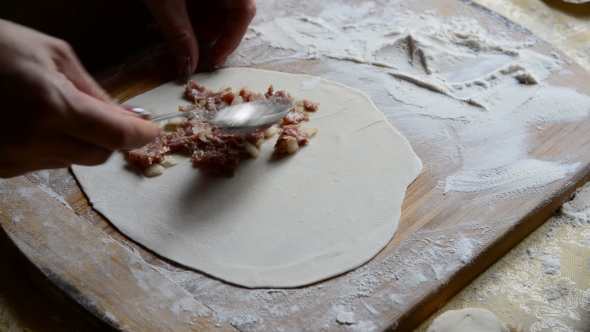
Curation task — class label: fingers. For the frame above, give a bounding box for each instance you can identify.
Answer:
[52,136,113,166]
[210,0,257,66]
[64,92,160,151]
[0,20,157,178]
[50,76,161,151]
[0,137,105,178]
[143,0,199,78]
[30,71,160,152]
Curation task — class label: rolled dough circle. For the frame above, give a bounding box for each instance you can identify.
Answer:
[427,308,509,332]
[73,68,422,288]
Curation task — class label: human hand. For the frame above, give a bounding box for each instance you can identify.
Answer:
[142,0,257,81]
[0,19,160,178]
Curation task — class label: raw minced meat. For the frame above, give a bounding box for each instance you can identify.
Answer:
[128,82,319,177]
[274,125,318,155]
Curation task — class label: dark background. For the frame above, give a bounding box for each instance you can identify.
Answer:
[0,0,163,74]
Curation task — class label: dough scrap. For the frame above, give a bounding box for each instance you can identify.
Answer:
[427,308,509,332]
[72,68,422,288]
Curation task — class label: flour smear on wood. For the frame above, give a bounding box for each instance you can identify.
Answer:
[241,1,590,203]
[202,0,590,329]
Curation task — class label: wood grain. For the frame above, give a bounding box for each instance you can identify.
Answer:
[2,0,590,330]
[0,176,236,331]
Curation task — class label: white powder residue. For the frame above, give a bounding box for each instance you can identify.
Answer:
[145,218,502,330]
[43,221,57,229]
[240,0,590,201]
[16,187,35,199]
[420,182,590,331]
[361,300,379,316]
[408,271,428,287]
[561,184,590,223]
[17,170,76,212]
[350,320,378,332]
[129,265,151,292]
[11,214,22,223]
[37,183,73,211]
[333,305,356,325]
[100,238,114,245]
[452,234,476,264]
[539,254,562,274]
[103,310,118,324]
[227,313,261,327]
[389,294,404,305]
[444,160,580,194]
[171,296,205,315]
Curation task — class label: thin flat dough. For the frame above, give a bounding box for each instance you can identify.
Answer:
[72,68,422,288]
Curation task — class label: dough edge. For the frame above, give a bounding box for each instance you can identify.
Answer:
[73,68,422,288]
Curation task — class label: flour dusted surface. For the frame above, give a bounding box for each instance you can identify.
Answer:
[248,2,590,201]
[25,0,590,330]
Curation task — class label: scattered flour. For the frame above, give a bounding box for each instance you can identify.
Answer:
[334,306,356,325]
[418,182,590,331]
[227,313,261,327]
[539,254,562,274]
[37,183,73,211]
[170,296,209,316]
[143,219,499,330]
[16,170,74,211]
[241,0,590,201]
[100,238,114,245]
[452,234,476,264]
[351,320,378,332]
[389,294,404,305]
[361,300,379,316]
[103,311,118,324]
[444,160,581,195]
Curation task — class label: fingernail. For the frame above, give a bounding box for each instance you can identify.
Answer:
[120,105,134,112]
[120,105,152,120]
[176,55,191,83]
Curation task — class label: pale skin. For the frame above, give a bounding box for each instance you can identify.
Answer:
[0,0,256,178]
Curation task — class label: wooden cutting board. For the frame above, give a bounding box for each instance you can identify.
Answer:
[2,0,590,330]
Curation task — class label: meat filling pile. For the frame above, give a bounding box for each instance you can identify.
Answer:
[128,82,320,177]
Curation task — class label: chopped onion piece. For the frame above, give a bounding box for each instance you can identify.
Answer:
[160,156,179,168]
[302,127,318,138]
[264,126,281,138]
[242,141,260,157]
[130,82,318,177]
[144,164,165,177]
[168,117,187,125]
[231,96,244,106]
[285,137,299,154]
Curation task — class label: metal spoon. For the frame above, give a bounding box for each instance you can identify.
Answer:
[123,100,293,131]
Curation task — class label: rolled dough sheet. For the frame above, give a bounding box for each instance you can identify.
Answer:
[72,68,422,288]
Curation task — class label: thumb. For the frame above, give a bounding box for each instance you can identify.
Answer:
[143,0,199,81]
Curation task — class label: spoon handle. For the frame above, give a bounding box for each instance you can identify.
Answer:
[121,105,192,123]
